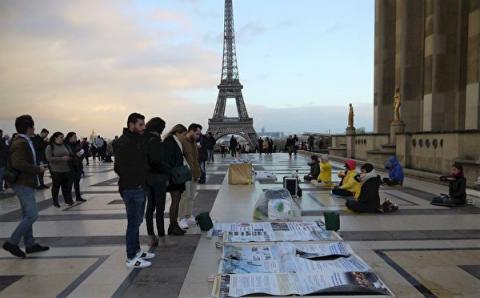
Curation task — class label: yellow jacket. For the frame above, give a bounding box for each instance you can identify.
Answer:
[339,170,361,198]
[318,161,332,184]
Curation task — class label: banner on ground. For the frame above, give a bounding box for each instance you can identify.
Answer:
[212,271,393,297]
[211,221,339,243]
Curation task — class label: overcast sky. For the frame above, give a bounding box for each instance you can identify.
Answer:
[0,0,374,138]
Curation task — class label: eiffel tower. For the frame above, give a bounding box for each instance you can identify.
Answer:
[207,0,258,147]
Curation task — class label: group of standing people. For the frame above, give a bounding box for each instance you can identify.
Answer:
[114,113,207,268]
[257,137,274,155]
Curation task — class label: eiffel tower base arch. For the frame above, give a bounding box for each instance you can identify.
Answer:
[207,118,258,147]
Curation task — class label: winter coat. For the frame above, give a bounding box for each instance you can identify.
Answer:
[144,131,169,185]
[9,136,43,188]
[0,138,8,167]
[46,144,73,173]
[206,136,216,150]
[448,176,467,204]
[347,171,381,213]
[198,135,209,162]
[64,141,84,173]
[113,128,147,191]
[318,161,332,184]
[308,161,320,179]
[181,137,201,180]
[388,156,404,183]
[31,134,48,163]
[339,169,361,199]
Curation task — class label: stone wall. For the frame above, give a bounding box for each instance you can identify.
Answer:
[330,130,480,187]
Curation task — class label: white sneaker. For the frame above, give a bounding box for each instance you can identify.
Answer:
[186,216,197,226]
[126,257,151,269]
[136,250,155,260]
[179,218,189,230]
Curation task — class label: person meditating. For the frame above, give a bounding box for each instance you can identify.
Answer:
[304,155,320,182]
[431,163,467,206]
[332,159,360,198]
[318,155,332,185]
[346,163,381,213]
[383,156,404,186]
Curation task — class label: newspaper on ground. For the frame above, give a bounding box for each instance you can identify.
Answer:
[212,271,393,297]
[211,221,339,243]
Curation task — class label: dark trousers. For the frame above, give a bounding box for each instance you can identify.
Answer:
[199,161,206,183]
[73,170,82,200]
[346,199,376,213]
[145,183,166,237]
[332,188,354,197]
[207,149,214,163]
[382,178,402,186]
[121,188,146,259]
[51,171,74,205]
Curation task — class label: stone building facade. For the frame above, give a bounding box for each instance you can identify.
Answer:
[374,0,480,133]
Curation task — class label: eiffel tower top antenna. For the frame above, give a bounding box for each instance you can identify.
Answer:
[221,0,240,83]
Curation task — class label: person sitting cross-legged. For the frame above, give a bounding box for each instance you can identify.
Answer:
[382,156,404,186]
[317,154,332,186]
[332,159,360,198]
[346,163,381,213]
[431,163,467,207]
[304,155,320,182]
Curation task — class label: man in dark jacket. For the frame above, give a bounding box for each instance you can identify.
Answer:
[2,115,49,258]
[206,132,216,163]
[31,128,49,189]
[198,134,209,184]
[346,163,381,213]
[0,129,8,193]
[114,112,154,269]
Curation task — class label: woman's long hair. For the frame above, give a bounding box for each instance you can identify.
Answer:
[165,124,187,139]
[49,132,64,144]
[64,132,77,144]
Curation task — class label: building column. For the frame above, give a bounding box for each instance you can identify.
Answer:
[426,0,463,131]
[374,0,396,133]
[465,0,480,129]
[396,0,424,133]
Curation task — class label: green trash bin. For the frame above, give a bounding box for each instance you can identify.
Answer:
[324,211,340,231]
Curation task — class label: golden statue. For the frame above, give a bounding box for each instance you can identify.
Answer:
[348,103,354,127]
[393,87,401,121]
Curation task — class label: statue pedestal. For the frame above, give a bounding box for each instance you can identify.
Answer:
[345,126,356,158]
[390,120,405,145]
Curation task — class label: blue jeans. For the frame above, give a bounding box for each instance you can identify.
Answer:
[199,161,206,183]
[9,185,38,247]
[0,167,5,191]
[207,149,214,163]
[120,188,146,260]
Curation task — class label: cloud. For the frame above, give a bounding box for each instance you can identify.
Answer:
[0,0,219,137]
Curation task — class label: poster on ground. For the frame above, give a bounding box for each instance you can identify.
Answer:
[211,221,339,243]
[222,242,353,262]
[219,255,371,274]
[212,271,393,298]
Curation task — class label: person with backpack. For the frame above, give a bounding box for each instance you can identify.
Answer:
[383,156,404,186]
[46,132,75,207]
[346,163,382,213]
[2,115,49,258]
[431,163,467,206]
[332,159,360,198]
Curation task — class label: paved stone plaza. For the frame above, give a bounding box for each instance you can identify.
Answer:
[0,153,480,297]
